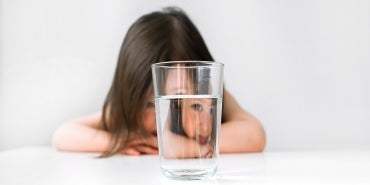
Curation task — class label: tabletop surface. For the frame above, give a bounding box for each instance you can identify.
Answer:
[1,146,369,185]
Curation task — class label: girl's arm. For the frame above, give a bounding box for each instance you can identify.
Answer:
[52,112,158,155]
[52,112,111,153]
[220,90,266,153]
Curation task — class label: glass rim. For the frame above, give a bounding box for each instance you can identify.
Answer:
[151,61,224,69]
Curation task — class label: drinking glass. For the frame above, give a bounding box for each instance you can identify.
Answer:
[151,61,224,180]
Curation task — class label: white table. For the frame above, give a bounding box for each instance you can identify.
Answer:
[1,146,369,185]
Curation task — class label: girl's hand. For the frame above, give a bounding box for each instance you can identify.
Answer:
[199,142,214,158]
[162,130,214,159]
[120,135,158,155]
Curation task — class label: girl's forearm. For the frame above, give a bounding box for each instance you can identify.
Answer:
[52,122,111,153]
[219,120,266,153]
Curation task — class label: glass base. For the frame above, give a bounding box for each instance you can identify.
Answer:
[161,167,217,180]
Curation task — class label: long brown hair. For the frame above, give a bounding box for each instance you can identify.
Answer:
[100,7,214,157]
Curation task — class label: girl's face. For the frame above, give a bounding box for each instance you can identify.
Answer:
[180,98,213,144]
[142,96,157,136]
[165,68,213,144]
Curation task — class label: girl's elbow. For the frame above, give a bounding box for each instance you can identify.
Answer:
[246,127,266,153]
[255,127,266,152]
[51,123,71,151]
[253,120,266,152]
[254,135,266,152]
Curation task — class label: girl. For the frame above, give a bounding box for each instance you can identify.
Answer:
[52,7,266,157]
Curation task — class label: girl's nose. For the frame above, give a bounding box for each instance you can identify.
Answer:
[199,115,211,133]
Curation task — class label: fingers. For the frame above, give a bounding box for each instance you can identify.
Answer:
[128,136,158,149]
[199,144,214,158]
[134,145,159,155]
[204,148,214,158]
[147,136,158,148]
[121,145,158,155]
[119,135,159,156]
[121,148,140,156]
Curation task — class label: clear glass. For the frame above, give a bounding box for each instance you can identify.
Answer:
[151,61,224,180]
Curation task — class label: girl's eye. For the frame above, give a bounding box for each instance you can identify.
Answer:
[191,103,203,112]
[146,102,155,108]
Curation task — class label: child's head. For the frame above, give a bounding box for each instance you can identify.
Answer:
[165,65,215,145]
[101,7,214,156]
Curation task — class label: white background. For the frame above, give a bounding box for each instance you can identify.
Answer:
[1,0,369,151]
